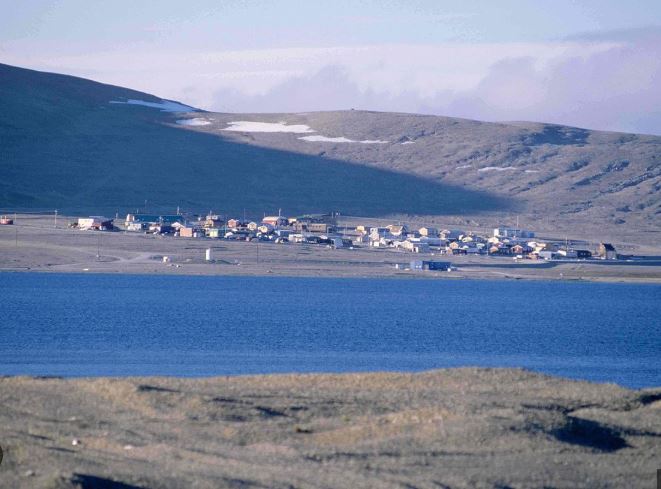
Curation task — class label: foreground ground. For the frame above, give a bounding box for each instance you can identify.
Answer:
[1,214,661,282]
[0,368,659,488]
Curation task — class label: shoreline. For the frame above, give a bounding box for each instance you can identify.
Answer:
[2,263,661,284]
[2,366,658,390]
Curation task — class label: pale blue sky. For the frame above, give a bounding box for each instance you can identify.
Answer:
[2,1,660,133]
[2,0,659,47]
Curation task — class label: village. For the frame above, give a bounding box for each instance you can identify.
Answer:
[46,210,624,272]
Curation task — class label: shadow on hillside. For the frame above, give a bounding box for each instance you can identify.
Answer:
[2,101,514,217]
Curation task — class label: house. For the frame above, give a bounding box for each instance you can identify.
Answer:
[511,244,532,255]
[294,222,335,233]
[386,224,408,237]
[148,223,174,234]
[257,224,274,234]
[420,237,445,247]
[206,228,223,238]
[598,243,617,260]
[413,242,431,253]
[204,214,224,228]
[178,226,203,238]
[288,233,306,243]
[226,218,244,229]
[78,216,114,231]
[294,214,337,228]
[419,227,439,237]
[125,214,183,227]
[400,240,430,253]
[410,260,451,271]
[126,221,148,232]
[575,249,593,259]
[262,216,288,228]
[425,261,451,271]
[369,227,389,239]
[330,237,348,249]
[537,250,557,261]
[489,244,511,255]
[440,229,464,241]
[493,227,535,239]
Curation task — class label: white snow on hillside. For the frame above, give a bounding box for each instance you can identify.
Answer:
[176,118,212,126]
[299,135,389,144]
[401,141,415,145]
[456,165,472,169]
[219,120,388,143]
[478,166,517,172]
[222,121,314,133]
[299,135,355,143]
[110,99,195,112]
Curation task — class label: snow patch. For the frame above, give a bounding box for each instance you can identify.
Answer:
[176,118,212,126]
[222,121,314,133]
[299,135,389,144]
[401,141,415,145]
[219,121,388,143]
[456,164,472,169]
[478,166,517,172]
[110,99,195,112]
[299,135,355,143]
[524,169,540,173]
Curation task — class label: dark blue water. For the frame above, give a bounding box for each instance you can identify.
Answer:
[1,273,660,388]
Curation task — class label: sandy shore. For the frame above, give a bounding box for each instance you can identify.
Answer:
[0,368,659,488]
[1,215,661,283]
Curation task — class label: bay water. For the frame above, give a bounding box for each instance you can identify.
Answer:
[1,273,659,388]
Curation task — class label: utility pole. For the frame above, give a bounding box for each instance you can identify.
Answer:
[97,234,101,260]
[54,209,58,228]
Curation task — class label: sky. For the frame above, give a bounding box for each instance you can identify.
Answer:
[1,0,661,134]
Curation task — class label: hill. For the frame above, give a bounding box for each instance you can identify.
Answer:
[1,63,659,239]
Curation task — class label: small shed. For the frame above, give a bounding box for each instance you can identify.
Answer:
[598,243,617,260]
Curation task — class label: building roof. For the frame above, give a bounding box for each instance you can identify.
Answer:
[127,214,183,223]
